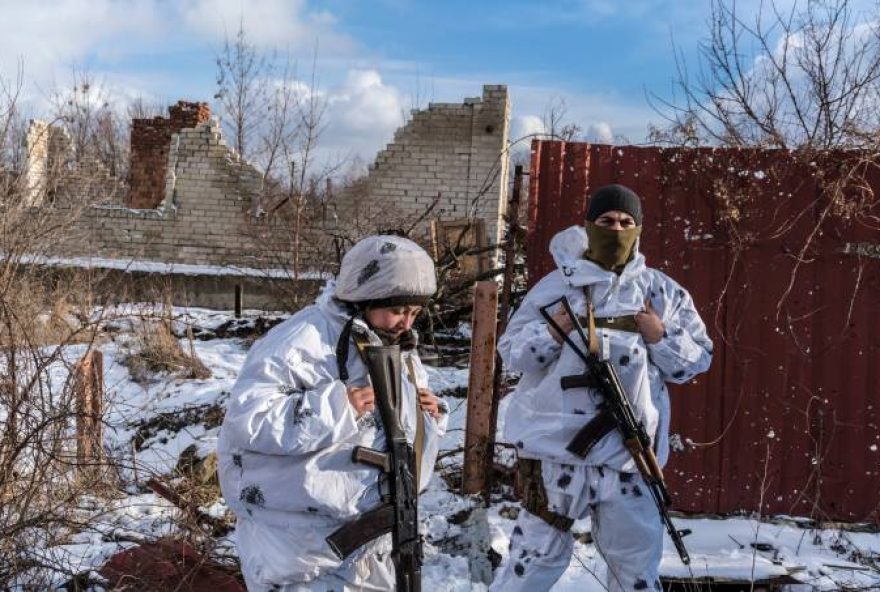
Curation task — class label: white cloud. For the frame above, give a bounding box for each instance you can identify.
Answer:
[587,121,614,143]
[180,0,356,55]
[511,113,615,145]
[330,70,403,132]
[309,69,405,171]
[509,84,657,144]
[0,0,164,91]
[510,114,545,141]
[0,0,356,108]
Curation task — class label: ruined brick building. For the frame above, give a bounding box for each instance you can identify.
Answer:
[24,85,510,307]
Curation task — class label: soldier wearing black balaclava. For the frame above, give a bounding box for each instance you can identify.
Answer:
[584,183,644,271]
[491,184,713,592]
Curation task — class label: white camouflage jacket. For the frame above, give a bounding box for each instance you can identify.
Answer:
[499,225,712,470]
[217,286,448,586]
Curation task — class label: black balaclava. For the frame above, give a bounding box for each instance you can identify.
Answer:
[584,184,643,273]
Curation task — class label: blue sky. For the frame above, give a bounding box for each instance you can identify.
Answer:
[1,0,867,166]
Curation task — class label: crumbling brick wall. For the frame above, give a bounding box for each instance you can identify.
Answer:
[127,101,211,209]
[50,119,299,268]
[36,86,510,276]
[333,84,510,250]
[24,121,124,207]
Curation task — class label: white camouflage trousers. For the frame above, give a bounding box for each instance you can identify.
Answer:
[237,517,395,592]
[489,463,664,592]
[242,550,395,592]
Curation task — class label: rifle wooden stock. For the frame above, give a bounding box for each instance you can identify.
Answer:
[326,503,395,560]
[624,438,651,474]
[641,445,671,507]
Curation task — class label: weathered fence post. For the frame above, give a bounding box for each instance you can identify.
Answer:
[461,281,499,588]
[462,281,499,495]
[75,350,104,472]
[461,165,525,495]
[234,284,243,318]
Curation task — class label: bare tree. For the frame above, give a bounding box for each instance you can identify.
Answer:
[286,52,326,282]
[126,96,166,121]
[0,62,27,175]
[260,55,302,184]
[213,23,333,192]
[290,45,329,197]
[225,35,340,307]
[542,96,583,142]
[48,68,132,180]
[654,0,880,149]
[214,20,271,162]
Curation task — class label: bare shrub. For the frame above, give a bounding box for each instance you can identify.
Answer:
[654,0,880,150]
[0,64,133,589]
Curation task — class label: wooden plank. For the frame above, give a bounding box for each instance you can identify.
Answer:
[433,218,489,278]
[461,281,499,495]
[75,350,104,470]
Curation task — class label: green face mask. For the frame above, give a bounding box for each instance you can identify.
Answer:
[584,223,641,272]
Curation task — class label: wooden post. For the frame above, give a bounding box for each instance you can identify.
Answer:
[462,281,498,495]
[234,284,243,318]
[75,350,104,470]
[461,281,499,588]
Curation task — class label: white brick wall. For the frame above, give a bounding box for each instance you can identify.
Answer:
[334,84,510,250]
[42,84,511,273]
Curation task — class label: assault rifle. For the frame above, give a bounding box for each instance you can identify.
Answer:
[326,344,422,591]
[538,296,692,565]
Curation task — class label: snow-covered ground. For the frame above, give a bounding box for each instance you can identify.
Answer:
[12,306,880,590]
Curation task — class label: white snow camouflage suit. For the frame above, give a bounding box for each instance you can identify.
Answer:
[491,225,713,592]
[217,287,449,591]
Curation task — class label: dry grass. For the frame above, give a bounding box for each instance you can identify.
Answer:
[0,271,102,349]
[175,444,222,507]
[123,320,211,383]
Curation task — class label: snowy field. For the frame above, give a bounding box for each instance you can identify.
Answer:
[12,305,880,591]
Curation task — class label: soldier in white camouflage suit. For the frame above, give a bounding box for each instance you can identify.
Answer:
[218,235,448,591]
[491,185,713,592]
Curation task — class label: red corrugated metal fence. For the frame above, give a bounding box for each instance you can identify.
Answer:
[526,140,880,522]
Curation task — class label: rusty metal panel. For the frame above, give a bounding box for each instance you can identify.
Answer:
[525,141,880,522]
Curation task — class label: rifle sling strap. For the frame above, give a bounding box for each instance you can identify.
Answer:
[580,287,639,357]
[579,314,640,334]
[516,458,574,532]
[404,356,426,488]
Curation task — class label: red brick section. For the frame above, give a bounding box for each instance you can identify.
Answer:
[127,101,211,209]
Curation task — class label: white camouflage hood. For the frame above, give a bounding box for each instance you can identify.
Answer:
[334,235,436,303]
